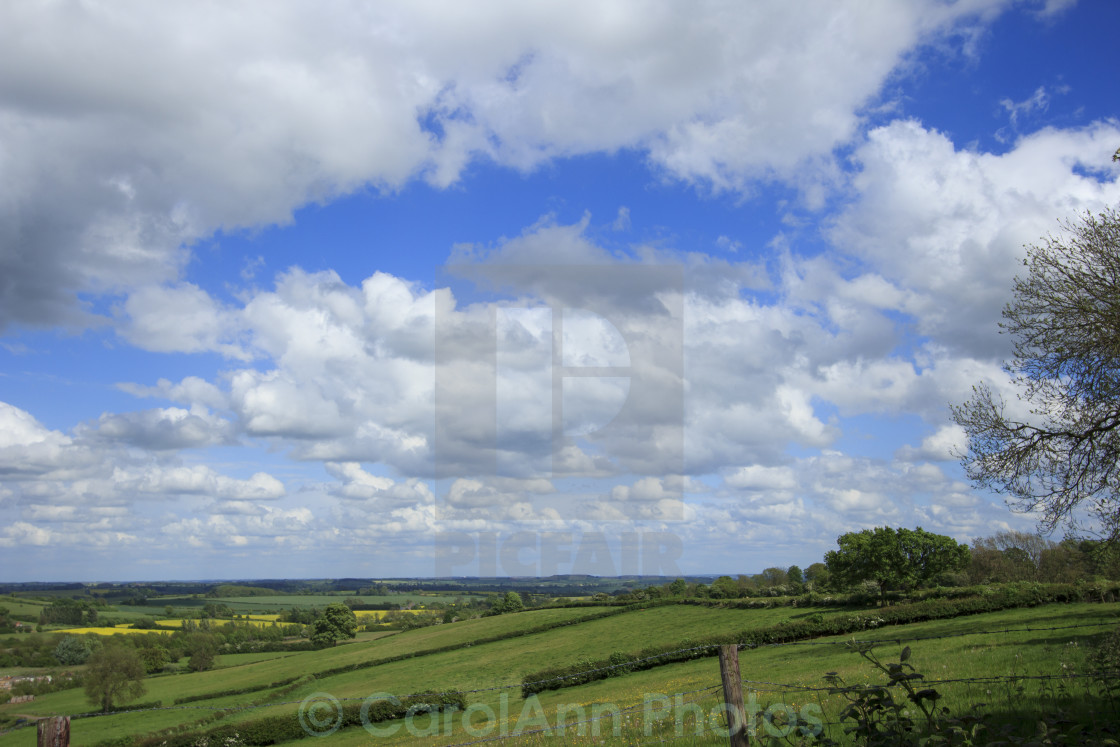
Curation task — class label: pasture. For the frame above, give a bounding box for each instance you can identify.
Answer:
[1,599,1117,745]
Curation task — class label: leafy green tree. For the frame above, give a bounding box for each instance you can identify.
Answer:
[489,591,524,614]
[758,567,788,587]
[804,562,829,589]
[825,527,970,605]
[138,645,170,673]
[84,643,146,712]
[310,602,358,646]
[53,635,93,665]
[710,576,739,599]
[952,207,1120,543]
[667,578,687,596]
[185,632,218,671]
[787,565,804,585]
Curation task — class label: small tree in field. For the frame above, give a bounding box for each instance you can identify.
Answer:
[84,643,146,712]
[310,602,358,647]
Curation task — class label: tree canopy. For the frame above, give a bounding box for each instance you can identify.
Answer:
[310,602,358,646]
[84,643,146,712]
[952,207,1120,543]
[824,526,970,604]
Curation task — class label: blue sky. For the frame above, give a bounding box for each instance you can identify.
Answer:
[1,0,1119,581]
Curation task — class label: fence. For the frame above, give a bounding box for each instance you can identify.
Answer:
[6,620,1120,746]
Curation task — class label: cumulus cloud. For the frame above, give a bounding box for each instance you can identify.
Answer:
[80,406,236,450]
[325,462,434,506]
[829,119,1120,357]
[4,1,1116,570]
[896,424,968,463]
[121,284,250,359]
[0,0,1016,331]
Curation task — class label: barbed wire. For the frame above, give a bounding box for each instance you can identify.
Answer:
[738,668,1120,695]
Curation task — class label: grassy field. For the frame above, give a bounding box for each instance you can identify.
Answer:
[0,597,50,620]
[2,600,1118,746]
[148,593,480,612]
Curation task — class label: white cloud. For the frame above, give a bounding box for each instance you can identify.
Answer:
[122,284,250,359]
[829,119,1120,357]
[81,406,236,450]
[724,465,797,492]
[0,0,1017,330]
[896,424,968,462]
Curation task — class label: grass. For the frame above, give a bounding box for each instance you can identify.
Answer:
[149,594,483,612]
[0,606,620,743]
[50,627,173,636]
[0,598,50,620]
[1,600,1117,746]
[276,602,1120,746]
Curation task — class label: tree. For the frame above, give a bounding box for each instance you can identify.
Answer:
[969,529,1056,582]
[786,565,804,585]
[804,562,830,589]
[952,207,1120,543]
[488,591,524,615]
[184,633,218,671]
[710,576,739,599]
[310,602,358,646]
[760,567,789,587]
[84,643,146,712]
[54,635,93,665]
[824,527,970,605]
[138,645,170,673]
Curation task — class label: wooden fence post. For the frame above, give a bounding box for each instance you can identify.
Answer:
[718,644,749,746]
[37,716,69,747]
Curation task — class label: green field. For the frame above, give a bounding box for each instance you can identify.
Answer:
[2,600,1118,745]
[0,597,50,620]
[149,593,482,612]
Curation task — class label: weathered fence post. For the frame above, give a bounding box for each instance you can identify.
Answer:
[37,716,69,747]
[718,644,749,746]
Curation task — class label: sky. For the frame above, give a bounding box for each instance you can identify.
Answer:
[1,0,1119,582]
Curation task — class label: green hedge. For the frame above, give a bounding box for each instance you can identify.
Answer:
[74,700,164,718]
[521,582,1120,696]
[173,675,305,705]
[113,691,466,747]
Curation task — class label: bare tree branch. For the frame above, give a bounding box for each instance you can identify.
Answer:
[952,207,1120,544]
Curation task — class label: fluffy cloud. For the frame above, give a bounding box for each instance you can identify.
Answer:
[80,406,236,450]
[121,284,249,360]
[829,119,1120,357]
[3,1,1116,571]
[0,0,1016,331]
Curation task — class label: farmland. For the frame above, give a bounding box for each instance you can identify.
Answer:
[2,590,1119,745]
